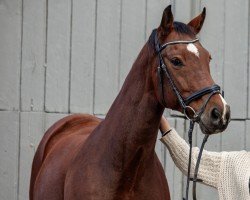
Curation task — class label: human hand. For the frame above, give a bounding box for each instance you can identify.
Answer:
[159,116,171,134]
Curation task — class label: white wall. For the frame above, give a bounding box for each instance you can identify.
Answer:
[0,0,249,199]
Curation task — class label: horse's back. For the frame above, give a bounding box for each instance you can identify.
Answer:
[30,114,101,200]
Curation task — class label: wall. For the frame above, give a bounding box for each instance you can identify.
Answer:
[0,0,249,199]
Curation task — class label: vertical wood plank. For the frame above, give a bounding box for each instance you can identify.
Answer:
[200,0,225,87]
[19,112,45,200]
[224,1,248,119]
[173,0,192,22]
[196,186,219,200]
[21,0,46,111]
[0,112,19,200]
[0,0,21,110]
[246,120,250,151]
[249,0,250,120]
[119,0,146,86]
[222,120,245,151]
[45,0,71,112]
[94,0,121,114]
[146,0,170,38]
[249,52,250,118]
[70,0,96,113]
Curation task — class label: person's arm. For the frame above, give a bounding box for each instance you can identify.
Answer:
[159,116,222,189]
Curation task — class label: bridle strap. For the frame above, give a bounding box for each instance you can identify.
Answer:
[192,90,221,123]
[192,134,209,200]
[185,121,195,200]
[157,66,168,107]
[159,38,199,52]
[155,32,187,109]
[184,85,221,105]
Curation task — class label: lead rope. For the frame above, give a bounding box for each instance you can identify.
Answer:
[192,134,209,200]
[184,122,209,200]
[184,121,195,200]
[184,91,217,200]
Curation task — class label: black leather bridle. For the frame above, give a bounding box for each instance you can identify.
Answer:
[152,29,222,200]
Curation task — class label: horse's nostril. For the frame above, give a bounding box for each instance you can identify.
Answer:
[211,108,221,122]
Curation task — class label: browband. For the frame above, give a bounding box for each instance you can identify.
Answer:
[158,38,199,52]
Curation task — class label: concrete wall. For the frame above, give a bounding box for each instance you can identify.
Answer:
[0,0,249,199]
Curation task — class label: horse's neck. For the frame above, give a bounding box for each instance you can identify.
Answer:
[98,44,164,166]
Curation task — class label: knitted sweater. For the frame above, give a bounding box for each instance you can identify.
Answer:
[160,129,250,200]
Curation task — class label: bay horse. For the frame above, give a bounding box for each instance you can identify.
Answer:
[30,5,230,200]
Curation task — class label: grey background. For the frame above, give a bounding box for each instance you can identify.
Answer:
[0,0,249,199]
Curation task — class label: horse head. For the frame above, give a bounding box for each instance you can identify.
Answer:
[151,5,230,134]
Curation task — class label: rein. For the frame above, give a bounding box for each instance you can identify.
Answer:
[152,30,221,200]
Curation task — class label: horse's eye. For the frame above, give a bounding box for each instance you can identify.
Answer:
[171,58,183,67]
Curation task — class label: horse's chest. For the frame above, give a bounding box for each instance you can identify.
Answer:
[65,165,170,200]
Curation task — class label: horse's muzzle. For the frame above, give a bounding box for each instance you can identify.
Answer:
[200,104,231,134]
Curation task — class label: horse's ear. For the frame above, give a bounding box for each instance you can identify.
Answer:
[188,7,206,34]
[159,5,174,36]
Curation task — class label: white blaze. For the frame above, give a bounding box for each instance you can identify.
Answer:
[219,94,228,123]
[187,43,199,57]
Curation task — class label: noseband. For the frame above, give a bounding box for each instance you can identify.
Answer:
[152,30,222,200]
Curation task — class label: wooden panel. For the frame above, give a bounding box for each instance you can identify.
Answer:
[222,120,245,151]
[249,59,250,119]
[200,0,225,87]
[173,0,192,22]
[19,112,45,200]
[224,1,248,119]
[94,0,121,114]
[0,112,19,200]
[119,0,146,86]
[246,120,250,151]
[196,186,219,200]
[0,0,21,110]
[146,0,170,38]
[21,0,46,111]
[70,0,96,113]
[45,0,71,112]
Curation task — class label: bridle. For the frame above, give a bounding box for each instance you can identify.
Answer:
[154,29,221,200]
[152,29,222,200]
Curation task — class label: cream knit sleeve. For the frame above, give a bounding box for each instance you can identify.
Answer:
[160,129,222,188]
